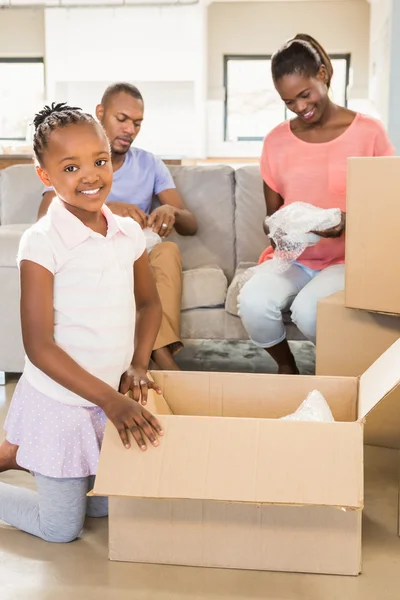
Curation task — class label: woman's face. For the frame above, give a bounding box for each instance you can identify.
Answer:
[275,68,329,125]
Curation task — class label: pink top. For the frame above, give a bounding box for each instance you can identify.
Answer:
[260,113,395,270]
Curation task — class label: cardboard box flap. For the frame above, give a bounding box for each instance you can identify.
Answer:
[358,339,400,421]
[94,416,363,508]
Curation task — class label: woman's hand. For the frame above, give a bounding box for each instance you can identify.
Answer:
[119,366,162,406]
[313,212,346,239]
[103,391,164,451]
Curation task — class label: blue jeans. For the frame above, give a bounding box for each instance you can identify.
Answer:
[238,261,345,347]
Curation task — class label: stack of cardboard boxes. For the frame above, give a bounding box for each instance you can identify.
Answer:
[316,157,400,448]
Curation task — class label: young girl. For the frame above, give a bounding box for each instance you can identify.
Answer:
[238,34,395,374]
[0,103,164,543]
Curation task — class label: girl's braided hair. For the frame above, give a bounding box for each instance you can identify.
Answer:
[32,102,97,164]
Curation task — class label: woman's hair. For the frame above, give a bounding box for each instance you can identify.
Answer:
[271,34,333,88]
[32,102,98,165]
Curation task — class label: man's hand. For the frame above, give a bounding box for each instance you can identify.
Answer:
[147,205,177,238]
[313,212,346,239]
[106,202,148,229]
[119,366,162,406]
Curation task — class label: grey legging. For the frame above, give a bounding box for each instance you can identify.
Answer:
[0,474,108,543]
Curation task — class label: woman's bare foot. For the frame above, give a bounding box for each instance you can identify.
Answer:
[0,440,27,473]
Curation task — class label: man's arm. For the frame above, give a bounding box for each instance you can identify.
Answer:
[154,188,197,236]
[37,191,56,220]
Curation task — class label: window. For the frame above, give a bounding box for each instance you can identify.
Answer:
[0,58,45,141]
[224,54,350,142]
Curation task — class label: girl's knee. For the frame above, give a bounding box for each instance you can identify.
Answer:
[40,521,83,543]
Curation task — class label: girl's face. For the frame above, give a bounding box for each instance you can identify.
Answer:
[37,122,113,213]
[275,68,329,125]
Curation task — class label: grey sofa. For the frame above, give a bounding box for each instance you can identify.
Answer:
[0,163,303,375]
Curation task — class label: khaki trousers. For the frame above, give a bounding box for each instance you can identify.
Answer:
[148,241,183,353]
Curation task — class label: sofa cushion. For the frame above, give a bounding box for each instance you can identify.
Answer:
[182,266,227,311]
[0,224,30,267]
[168,165,236,281]
[1,165,43,225]
[234,166,270,265]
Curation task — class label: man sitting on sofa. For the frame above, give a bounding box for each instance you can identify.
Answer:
[37,82,198,371]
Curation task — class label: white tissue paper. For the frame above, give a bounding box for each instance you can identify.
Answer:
[281,390,335,423]
[266,202,342,272]
[143,228,162,253]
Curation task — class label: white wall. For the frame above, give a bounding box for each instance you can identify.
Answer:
[44,5,207,157]
[207,0,371,157]
[369,0,392,126]
[0,8,44,57]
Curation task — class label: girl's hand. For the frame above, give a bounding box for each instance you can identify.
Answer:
[119,366,162,406]
[103,393,164,451]
[312,212,346,239]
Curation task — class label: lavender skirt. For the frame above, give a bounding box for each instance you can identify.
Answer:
[5,376,107,478]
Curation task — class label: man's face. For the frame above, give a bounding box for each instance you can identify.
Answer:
[97,92,144,156]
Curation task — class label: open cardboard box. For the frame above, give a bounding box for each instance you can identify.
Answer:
[93,340,400,576]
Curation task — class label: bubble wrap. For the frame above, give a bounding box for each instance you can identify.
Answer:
[281,390,335,423]
[143,228,162,253]
[266,202,342,272]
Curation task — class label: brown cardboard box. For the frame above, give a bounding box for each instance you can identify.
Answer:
[93,341,400,576]
[316,291,400,448]
[345,157,400,315]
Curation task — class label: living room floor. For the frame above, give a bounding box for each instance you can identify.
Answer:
[2,351,400,599]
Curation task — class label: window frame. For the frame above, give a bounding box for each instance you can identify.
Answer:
[223,53,351,142]
[0,57,45,141]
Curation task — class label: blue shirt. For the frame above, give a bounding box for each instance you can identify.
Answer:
[107,147,175,214]
[44,147,175,215]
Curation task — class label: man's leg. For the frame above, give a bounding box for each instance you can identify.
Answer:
[148,242,183,370]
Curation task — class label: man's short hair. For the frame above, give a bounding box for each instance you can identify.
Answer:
[101,83,143,108]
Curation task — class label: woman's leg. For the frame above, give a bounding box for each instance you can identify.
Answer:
[238,262,313,373]
[0,473,91,542]
[290,264,345,344]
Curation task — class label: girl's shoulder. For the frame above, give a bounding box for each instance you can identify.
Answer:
[115,215,143,239]
[19,215,53,248]
[18,217,56,272]
[115,215,147,260]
